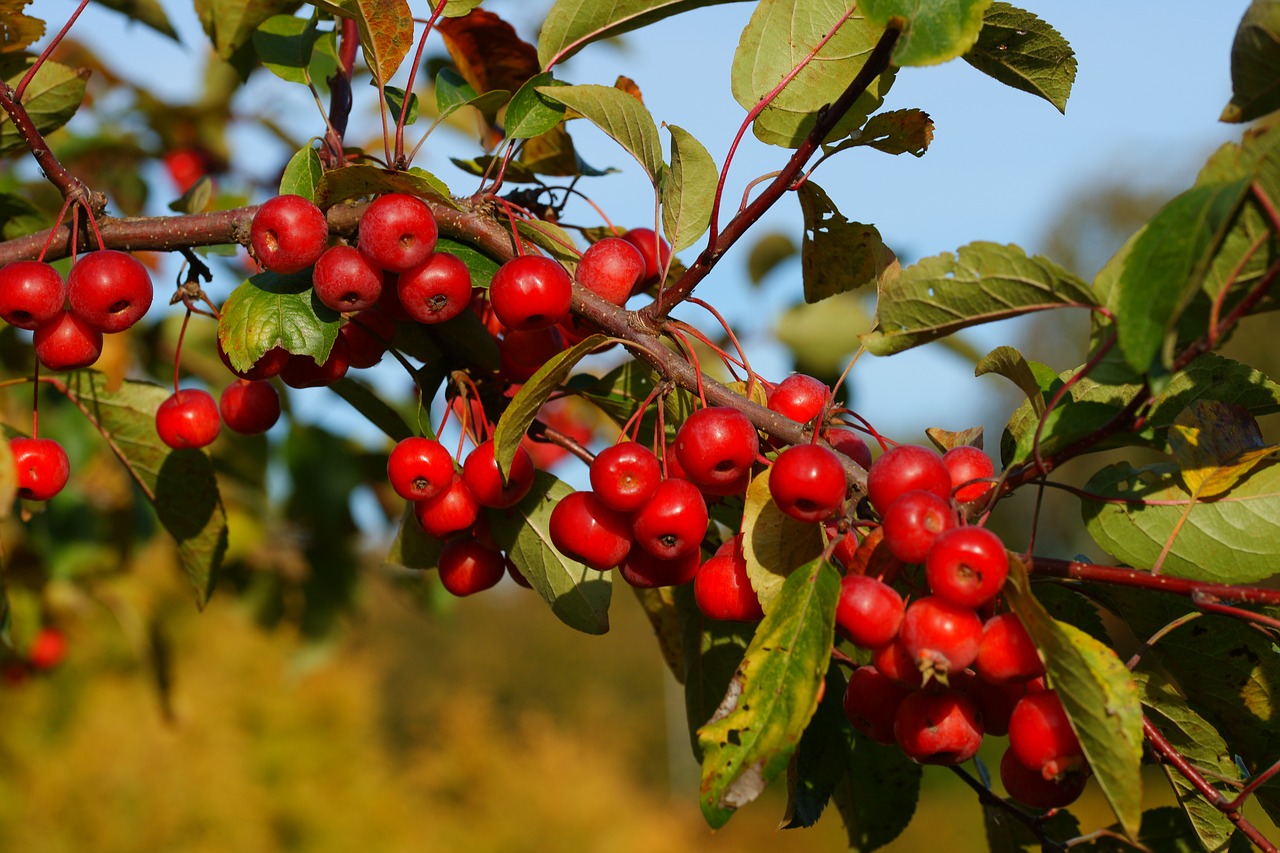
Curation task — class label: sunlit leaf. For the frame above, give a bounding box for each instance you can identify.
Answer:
[252,13,318,84]
[976,345,1046,417]
[504,73,567,140]
[798,182,898,303]
[194,0,297,60]
[538,0,747,67]
[963,2,1076,112]
[437,8,541,95]
[0,60,88,156]
[313,0,413,83]
[313,164,454,210]
[839,108,934,157]
[218,270,341,373]
[662,124,717,252]
[536,83,663,185]
[1168,400,1279,498]
[860,0,991,67]
[279,145,323,201]
[741,469,824,614]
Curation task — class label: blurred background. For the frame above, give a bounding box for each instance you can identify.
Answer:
[1,0,1274,850]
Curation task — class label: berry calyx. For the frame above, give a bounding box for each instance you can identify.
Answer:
[0,261,66,330]
[398,251,472,324]
[768,444,847,522]
[358,193,438,273]
[156,388,221,449]
[924,526,1009,609]
[250,194,328,274]
[899,596,983,679]
[218,379,281,435]
[894,687,984,765]
[489,255,572,332]
[10,437,70,501]
[866,444,951,516]
[437,538,506,597]
[548,490,632,571]
[312,245,383,313]
[387,436,455,502]
[67,249,154,333]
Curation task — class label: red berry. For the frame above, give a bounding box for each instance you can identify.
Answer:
[10,437,70,501]
[387,436,455,502]
[33,310,103,371]
[835,574,905,650]
[828,428,873,471]
[944,445,996,503]
[843,666,913,745]
[925,526,1009,609]
[621,228,671,287]
[1008,691,1084,779]
[489,255,572,332]
[970,675,1045,737]
[768,444,846,522]
[0,261,66,330]
[872,636,925,688]
[590,442,662,513]
[999,747,1087,810]
[827,524,859,569]
[894,688,984,765]
[866,444,951,516]
[674,407,759,494]
[618,546,701,589]
[693,540,763,621]
[881,490,956,564]
[575,237,645,306]
[437,538,506,596]
[66,249,153,333]
[548,490,631,571]
[358,193,438,273]
[767,374,830,425]
[398,251,472,324]
[975,612,1044,685]
[27,627,67,671]
[498,326,564,382]
[899,596,983,678]
[462,440,535,509]
[218,379,281,435]
[630,478,709,560]
[415,473,480,538]
[251,194,328,274]
[156,388,221,449]
[312,245,383,313]
[341,310,396,369]
[280,337,351,388]
[217,338,290,381]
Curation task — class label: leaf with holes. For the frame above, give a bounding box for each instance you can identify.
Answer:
[799,182,898,303]
[1168,400,1279,499]
[963,2,1077,112]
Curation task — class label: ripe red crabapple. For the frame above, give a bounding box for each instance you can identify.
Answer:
[489,255,572,331]
[387,436,455,502]
[975,612,1045,684]
[893,687,984,765]
[437,538,506,597]
[415,474,480,538]
[548,490,632,571]
[1008,690,1085,779]
[575,237,645,306]
[866,444,951,516]
[280,336,351,388]
[768,444,847,522]
[693,538,764,621]
[398,251,472,324]
[618,546,701,589]
[943,445,996,503]
[767,374,830,426]
[10,437,70,501]
[899,596,983,678]
[590,442,662,513]
[843,666,913,745]
[835,573,904,650]
[357,193,438,273]
[218,379,281,435]
[156,389,221,449]
[250,194,328,274]
[674,406,759,494]
[880,490,956,564]
[0,261,66,330]
[999,747,1087,809]
[925,526,1010,609]
[630,478,709,560]
[67,249,154,333]
[313,245,383,313]
[621,228,671,287]
[33,310,103,371]
[462,440,535,508]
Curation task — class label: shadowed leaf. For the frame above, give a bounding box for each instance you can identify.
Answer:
[963,2,1077,112]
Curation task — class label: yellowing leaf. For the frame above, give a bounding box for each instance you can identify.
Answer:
[742,469,825,613]
[1169,400,1279,498]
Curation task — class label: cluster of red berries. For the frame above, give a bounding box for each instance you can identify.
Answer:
[835,444,1089,809]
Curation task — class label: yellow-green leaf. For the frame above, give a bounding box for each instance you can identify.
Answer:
[741,469,825,613]
[1168,400,1279,498]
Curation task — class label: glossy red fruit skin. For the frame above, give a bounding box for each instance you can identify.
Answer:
[835,574,905,650]
[398,251,472,324]
[217,338,290,381]
[925,526,1010,609]
[10,437,70,501]
[548,490,632,571]
[1008,691,1084,778]
[0,261,66,330]
[415,474,480,538]
[341,309,396,369]
[881,490,956,564]
[67,249,154,333]
[358,193,438,273]
[590,442,662,513]
[866,444,951,516]
[944,445,996,503]
[575,237,645,306]
[844,666,913,745]
[693,546,764,621]
[828,525,859,569]
[900,596,983,677]
[489,255,572,331]
[280,336,351,388]
[387,436,455,502]
[251,194,328,274]
[873,637,925,688]
[767,374,830,425]
[621,228,671,287]
[437,538,506,596]
[498,326,564,383]
[156,389,221,449]
[976,612,1044,685]
[619,546,701,589]
[769,444,847,523]
[218,379,281,435]
[674,407,760,493]
[970,675,1045,737]
[313,245,383,313]
[463,440,535,509]
[33,310,103,371]
[630,478,709,560]
[828,429,873,471]
[999,747,1087,810]
[894,688,984,765]
[27,627,67,671]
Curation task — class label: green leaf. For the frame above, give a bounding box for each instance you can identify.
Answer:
[218,270,342,373]
[252,13,318,84]
[783,667,848,829]
[862,242,1096,356]
[984,801,1080,852]
[1004,556,1144,839]
[440,0,482,15]
[741,469,825,614]
[0,192,45,241]
[662,125,717,253]
[493,334,608,478]
[384,503,444,571]
[313,164,455,210]
[313,0,413,83]
[0,60,88,156]
[678,584,755,759]
[61,374,228,608]
[505,73,567,140]
[1082,458,1280,584]
[435,67,507,126]
[698,559,840,828]
[1109,180,1251,379]
[91,0,179,39]
[329,377,415,442]
[733,0,895,149]
[798,182,898,303]
[1010,399,1124,466]
[538,0,748,67]
[383,85,419,126]
[962,2,1077,112]
[839,108,934,157]
[860,0,992,67]
[168,176,213,214]
[832,724,922,850]
[279,145,323,201]
[775,293,876,376]
[633,585,685,683]
[1222,0,1280,123]
[194,0,297,60]
[438,236,501,290]
[486,471,612,635]
[976,345,1046,417]
[535,84,663,186]
[747,232,797,284]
